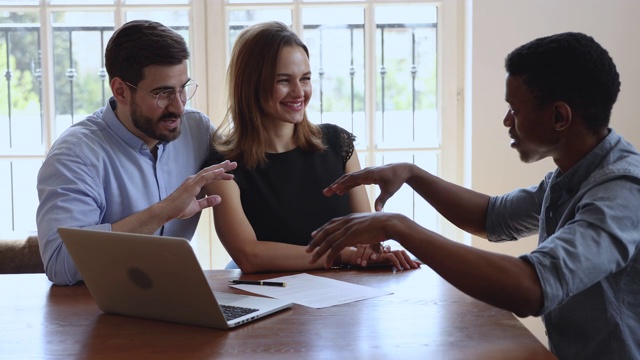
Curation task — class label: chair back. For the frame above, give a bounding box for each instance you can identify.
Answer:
[0,236,45,274]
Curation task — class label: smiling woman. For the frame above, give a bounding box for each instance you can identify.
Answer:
[265,46,312,131]
[203,21,420,274]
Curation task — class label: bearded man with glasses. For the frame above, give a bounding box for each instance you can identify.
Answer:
[36,20,237,286]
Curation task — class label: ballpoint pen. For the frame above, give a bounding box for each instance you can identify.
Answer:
[229,280,287,287]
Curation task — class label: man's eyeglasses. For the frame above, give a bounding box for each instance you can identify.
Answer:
[125,81,198,109]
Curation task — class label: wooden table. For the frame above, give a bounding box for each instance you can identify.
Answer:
[0,266,555,359]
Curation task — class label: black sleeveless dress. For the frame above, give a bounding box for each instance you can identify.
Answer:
[208,123,356,246]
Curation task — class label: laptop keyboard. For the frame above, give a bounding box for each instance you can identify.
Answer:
[220,304,260,321]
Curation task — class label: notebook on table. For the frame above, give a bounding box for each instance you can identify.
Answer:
[57,227,292,329]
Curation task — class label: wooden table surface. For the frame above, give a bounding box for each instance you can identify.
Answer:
[0,266,555,359]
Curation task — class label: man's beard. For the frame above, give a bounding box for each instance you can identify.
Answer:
[130,100,182,143]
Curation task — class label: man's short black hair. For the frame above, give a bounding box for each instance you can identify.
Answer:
[505,32,620,131]
[105,20,190,86]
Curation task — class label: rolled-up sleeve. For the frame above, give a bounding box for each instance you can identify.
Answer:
[520,176,640,316]
[486,175,550,242]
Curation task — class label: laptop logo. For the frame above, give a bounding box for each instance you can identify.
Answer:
[127,267,153,289]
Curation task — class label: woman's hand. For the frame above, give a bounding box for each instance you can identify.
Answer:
[341,243,421,270]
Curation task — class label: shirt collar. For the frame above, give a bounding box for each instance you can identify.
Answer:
[103,97,165,153]
[550,128,619,194]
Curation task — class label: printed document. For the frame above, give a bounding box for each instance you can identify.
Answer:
[229,273,392,308]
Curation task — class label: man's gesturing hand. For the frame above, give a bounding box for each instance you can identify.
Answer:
[307,212,399,268]
[322,163,413,212]
[159,160,237,221]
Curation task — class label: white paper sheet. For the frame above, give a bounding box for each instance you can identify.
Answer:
[229,273,392,308]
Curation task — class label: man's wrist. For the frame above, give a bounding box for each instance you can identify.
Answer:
[152,200,175,225]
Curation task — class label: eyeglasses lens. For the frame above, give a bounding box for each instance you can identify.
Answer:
[157,83,198,108]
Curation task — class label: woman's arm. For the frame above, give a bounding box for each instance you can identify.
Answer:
[204,156,417,272]
[205,179,340,273]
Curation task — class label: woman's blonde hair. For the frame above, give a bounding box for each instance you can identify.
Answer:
[213,21,324,169]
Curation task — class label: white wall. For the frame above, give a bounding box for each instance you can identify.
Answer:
[466,0,640,348]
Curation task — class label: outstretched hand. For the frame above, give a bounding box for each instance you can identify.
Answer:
[323,163,413,211]
[349,243,420,271]
[160,160,237,220]
[307,212,419,270]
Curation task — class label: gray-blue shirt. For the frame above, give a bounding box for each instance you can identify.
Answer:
[486,129,640,360]
[36,98,214,285]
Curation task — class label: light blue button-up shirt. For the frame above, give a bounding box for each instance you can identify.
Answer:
[486,129,640,359]
[36,98,214,285]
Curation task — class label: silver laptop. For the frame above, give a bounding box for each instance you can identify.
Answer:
[57,227,292,329]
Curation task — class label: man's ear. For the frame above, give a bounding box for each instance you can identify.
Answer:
[111,77,130,105]
[553,102,572,131]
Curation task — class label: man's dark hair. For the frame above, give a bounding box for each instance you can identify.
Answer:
[105,20,189,86]
[505,32,620,131]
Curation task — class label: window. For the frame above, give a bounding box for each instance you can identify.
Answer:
[0,0,462,267]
